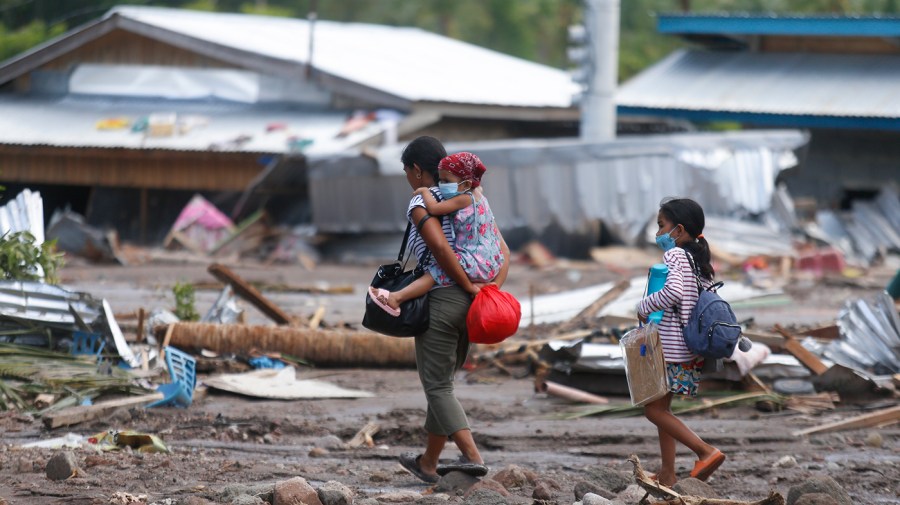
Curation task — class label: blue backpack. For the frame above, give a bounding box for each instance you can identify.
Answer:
[681,254,743,359]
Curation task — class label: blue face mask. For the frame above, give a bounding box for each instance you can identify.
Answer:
[655,228,677,251]
[438,182,460,199]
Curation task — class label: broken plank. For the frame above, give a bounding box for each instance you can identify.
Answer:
[345,422,380,449]
[774,324,829,375]
[792,405,900,436]
[207,263,293,325]
[554,279,631,335]
[42,393,165,429]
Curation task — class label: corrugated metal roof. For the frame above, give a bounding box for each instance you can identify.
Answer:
[105,6,577,109]
[312,130,809,243]
[0,96,383,153]
[617,49,900,119]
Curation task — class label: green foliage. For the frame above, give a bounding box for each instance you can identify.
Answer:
[0,231,64,285]
[0,20,65,61]
[172,282,200,321]
[2,1,900,82]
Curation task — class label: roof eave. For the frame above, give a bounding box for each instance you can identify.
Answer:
[618,106,900,131]
[658,13,900,38]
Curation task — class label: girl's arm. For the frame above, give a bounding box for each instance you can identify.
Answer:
[410,206,478,295]
[416,188,471,216]
[637,250,686,317]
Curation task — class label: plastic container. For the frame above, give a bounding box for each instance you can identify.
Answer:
[647,263,668,324]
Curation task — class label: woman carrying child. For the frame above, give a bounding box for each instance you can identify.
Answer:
[368,151,504,315]
[636,197,726,487]
[372,138,510,484]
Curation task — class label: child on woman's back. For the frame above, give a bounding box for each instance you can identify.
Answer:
[369,152,504,315]
[635,197,725,487]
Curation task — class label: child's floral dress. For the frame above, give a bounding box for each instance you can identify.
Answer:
[428,193,503,286]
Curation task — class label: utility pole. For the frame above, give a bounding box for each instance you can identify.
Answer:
[579,0,620,142]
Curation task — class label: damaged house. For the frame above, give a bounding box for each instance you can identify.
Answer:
[616,13,900,207]
[0,6,580,245]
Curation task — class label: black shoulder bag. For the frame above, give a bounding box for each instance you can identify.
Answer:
[361,215,435,337]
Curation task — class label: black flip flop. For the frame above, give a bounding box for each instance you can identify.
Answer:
[399,452,439,484]
[436,461,489,477]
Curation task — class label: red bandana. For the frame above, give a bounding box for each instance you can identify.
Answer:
[438,152,487,188]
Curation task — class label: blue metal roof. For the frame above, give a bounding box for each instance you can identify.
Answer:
[616,49,900,131]
[658,13,900,37]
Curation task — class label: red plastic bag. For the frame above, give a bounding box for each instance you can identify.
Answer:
[466,284,521,344]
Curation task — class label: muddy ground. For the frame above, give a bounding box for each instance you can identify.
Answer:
[0,254,898,504]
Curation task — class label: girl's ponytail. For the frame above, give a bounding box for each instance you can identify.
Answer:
[684,236,715,280]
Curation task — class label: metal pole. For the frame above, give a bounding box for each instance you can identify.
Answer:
[580,0,619,142]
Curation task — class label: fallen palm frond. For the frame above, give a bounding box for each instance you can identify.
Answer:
[0,343,151,414]
[558,391,784,419]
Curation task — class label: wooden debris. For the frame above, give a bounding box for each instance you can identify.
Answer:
[784,393,837,415]
[774,324,829,375]
[537,380,609,404]
[34,394,55,409]
[308,306,326,330]
[627,454,786,505]
[207,263,293,325]
[193,282,354,295]
[42,393,165,429]
[136,308,146,344]
[554,279,631,335]
[161,322,416,367]
[345,422,379,449]
[793,404,900,436]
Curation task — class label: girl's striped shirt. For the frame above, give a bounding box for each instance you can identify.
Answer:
[637,247,712,363]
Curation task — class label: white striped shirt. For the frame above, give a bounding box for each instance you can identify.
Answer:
[406,187,455,277]
[637,247,712,363]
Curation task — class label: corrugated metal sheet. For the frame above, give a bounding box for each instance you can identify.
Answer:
[0,96,383,153]
[106,6,577,109]
[310,130,808,243]
[617,49,900,118]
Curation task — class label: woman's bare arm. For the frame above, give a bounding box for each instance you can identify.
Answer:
[411,206,478,295]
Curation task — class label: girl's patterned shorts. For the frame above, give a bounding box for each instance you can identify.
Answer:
[666,358,705,397]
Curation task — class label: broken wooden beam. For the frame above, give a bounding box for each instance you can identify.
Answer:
[554,279,631,335]
[538,380,609,404]
[207,263,293,325]
[792,404,900,437]
[42,393,165,429]
[345,422,380,449]
[160,322,416,367]
[774,324,829,375]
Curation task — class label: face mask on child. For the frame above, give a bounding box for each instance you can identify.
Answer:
[438,182,461,199]
[655,227,677,251]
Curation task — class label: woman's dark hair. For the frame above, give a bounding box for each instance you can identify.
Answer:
[659,198,715,279]
[401,136,446,182]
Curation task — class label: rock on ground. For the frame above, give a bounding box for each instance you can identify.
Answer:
[462,488,508,505]
[574,480,616,501]
[615,484,647,504]
[672,478,719,499]
[45,451,79,481]
[787,476,853,505]
[585,467,632,493]
[316,480,353,505]
[794,493,839,505]
[582,493,614,505]
[274,476,322,505]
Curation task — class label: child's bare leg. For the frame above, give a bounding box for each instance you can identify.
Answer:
[645,393,718,478]
[387,275,435,310]
[648,395,677,485]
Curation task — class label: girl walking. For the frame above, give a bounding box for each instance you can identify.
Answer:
[636,197,725,486]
